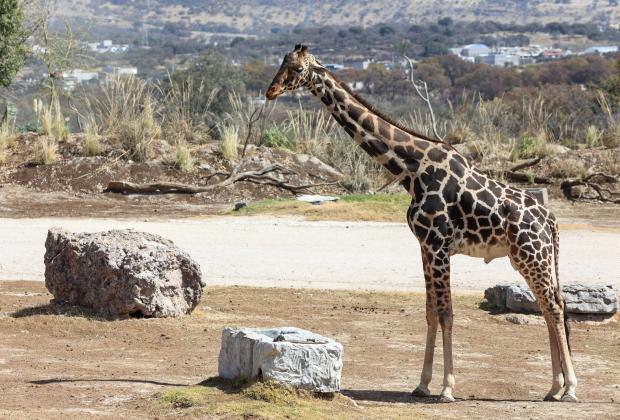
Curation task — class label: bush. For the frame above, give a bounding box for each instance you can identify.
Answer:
[510,133,549,160]
[260,127,293,150]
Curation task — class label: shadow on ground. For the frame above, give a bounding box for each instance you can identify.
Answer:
[30,378,189,387]
[11,303,104,319]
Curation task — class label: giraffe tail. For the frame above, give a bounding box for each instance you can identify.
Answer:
[552,218,571,354]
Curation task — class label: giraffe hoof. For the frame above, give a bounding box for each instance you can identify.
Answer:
[560,393,578,403]
[437,394,455,403]
[543,393,561,402]
[412,386,431,397]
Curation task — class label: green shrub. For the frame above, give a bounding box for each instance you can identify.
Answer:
[510,133,549,160]
[260,127,294,150]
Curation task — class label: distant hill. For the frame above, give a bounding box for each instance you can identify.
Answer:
[54,0,620,35]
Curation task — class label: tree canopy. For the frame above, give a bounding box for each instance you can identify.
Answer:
[0,0,27,88]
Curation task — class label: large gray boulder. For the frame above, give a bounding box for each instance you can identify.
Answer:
[484,283,618,315]
[562,284,618,314]
[218,327,343,393]
[44,228,205,318]
[506,284,540,313]
[483,283,512,310]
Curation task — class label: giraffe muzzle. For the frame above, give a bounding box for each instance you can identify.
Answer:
[266,85,281,100]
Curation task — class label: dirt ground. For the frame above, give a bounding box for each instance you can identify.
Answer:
[0,281,618,419]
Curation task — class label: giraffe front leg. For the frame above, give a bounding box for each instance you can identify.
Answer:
[419,246,455,403]
[412,296,437,397]
[438,300,455,403]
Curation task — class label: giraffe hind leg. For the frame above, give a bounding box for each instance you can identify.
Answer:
[508,244,577,402]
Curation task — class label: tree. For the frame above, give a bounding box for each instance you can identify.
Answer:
[0,0,27,87]
[171,50,245,118]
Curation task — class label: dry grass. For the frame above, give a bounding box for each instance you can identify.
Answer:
[174,140,193,171]
[82,113,102,156]
[162,75,216,144]
[33,136,59,165]
[38,94,69,143]
[549,157,588,179]
[96,76,161,161]
[120,99,160,162]
[158,378,360,419]
[219,123,239,160]
[0,122,17,164]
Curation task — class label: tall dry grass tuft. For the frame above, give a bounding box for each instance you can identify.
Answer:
[598,92,620,148]
[96,76,161,161]
[39,93,69,142]
[219,124,239,160]
[0,131,8,165]
[163,75,217,144]
[0,121,17,164]
[175,140,193,171]
[585,125,603,148]
[82,112,102,156]
[286,106,337,155]
[34,137,59,165]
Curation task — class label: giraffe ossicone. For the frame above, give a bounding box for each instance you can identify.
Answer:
[266,44,577,403]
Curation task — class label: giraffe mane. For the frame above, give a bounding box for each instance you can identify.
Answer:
[319,67,453,148]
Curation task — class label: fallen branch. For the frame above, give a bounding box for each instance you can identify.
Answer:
[510,157,543,173]
[560,172,620,203]
[104,164,336,195]
[504,171,552,184]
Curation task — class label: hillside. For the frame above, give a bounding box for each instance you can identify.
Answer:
[53,0,620,35]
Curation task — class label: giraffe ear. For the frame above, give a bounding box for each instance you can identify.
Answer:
[294,44,302,51]
[300,45,309,54]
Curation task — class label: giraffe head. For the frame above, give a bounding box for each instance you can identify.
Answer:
[266,44,318,100]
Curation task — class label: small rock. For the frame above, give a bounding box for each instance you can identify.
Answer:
[505,314,545,325]
[218,327,343,393]
[234,202,247,211]
[548,144,571,155]
[525,188,549,206]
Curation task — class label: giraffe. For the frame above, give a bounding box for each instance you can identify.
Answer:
[265,44,577,403]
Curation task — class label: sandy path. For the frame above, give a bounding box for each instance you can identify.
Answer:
[0,216,617,291]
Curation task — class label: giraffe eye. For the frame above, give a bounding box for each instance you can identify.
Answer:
[292,67,303,73]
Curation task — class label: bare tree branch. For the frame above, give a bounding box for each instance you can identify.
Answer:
[404,55,444,141]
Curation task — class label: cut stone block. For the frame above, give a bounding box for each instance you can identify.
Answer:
[525,188,549,206]
[218,327,343,393]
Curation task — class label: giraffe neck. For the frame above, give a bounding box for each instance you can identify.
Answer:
[305,69,454,183]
